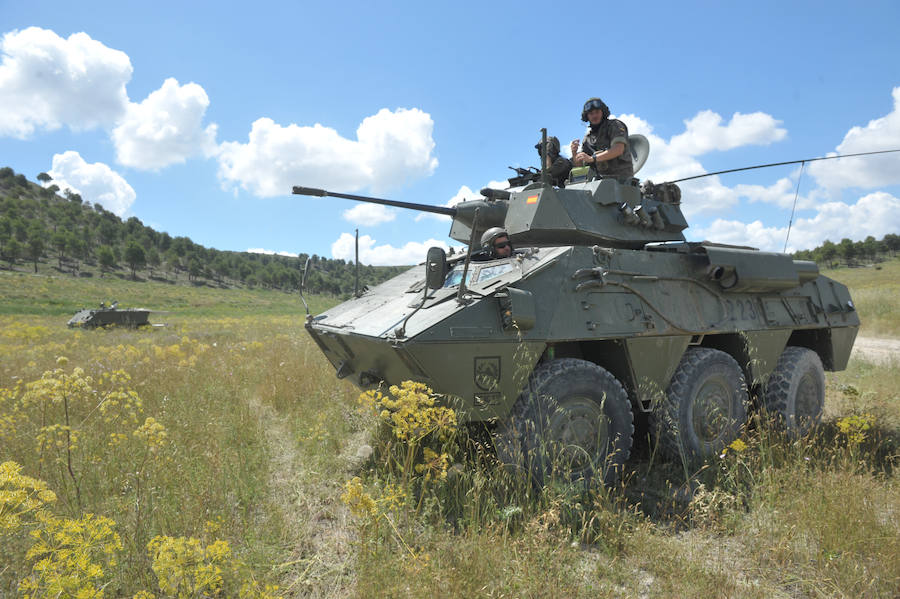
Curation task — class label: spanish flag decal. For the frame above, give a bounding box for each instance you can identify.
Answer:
[526,195,539,204]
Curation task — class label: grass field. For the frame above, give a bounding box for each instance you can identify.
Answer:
[0,264,897,598]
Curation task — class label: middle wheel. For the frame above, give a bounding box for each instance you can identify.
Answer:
[652,347,749,467]
[496,358,634,486]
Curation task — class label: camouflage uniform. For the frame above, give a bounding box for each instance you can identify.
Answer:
[579,118,634,181]
[536,136,573,187]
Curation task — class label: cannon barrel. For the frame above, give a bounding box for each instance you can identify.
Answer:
[292,186,457,217]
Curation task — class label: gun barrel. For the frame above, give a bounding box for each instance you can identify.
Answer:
[292,186,456,217]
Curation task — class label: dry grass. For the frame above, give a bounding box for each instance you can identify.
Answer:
[1,257,898,597]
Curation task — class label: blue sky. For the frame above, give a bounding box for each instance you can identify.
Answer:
[2,0,900,264]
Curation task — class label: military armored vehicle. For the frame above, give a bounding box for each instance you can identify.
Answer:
[67,301,152,328]
[294,133,859,484]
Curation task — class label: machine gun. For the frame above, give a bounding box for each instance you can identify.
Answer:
[506,166,541,187]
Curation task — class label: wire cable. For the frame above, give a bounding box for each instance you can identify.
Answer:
[667,148,900,184]
[784,161,805,252]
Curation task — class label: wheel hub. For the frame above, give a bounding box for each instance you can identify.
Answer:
[548,396,608,471]
[692,378,733,443]
[794,371,820,426]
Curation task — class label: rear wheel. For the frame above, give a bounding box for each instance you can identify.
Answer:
[763,346,825,438]
[495,358,634,486]
[652,348,749,467]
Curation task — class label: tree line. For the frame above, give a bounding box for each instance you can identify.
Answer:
[0,166,406,295]
[792,234,900,268]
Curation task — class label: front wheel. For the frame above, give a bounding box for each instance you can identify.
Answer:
[495,358,634,486]
[651,347,749,468]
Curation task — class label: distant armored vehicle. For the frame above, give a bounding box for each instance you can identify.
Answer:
[294,133,859,484]
[67,301,152,328]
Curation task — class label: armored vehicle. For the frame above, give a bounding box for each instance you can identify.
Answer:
[68,301,152,328]
[294,133,859,483]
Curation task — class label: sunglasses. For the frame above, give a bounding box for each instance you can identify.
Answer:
[493,241,510,249]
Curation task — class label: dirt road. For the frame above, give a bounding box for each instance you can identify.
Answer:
[852,335,899,365]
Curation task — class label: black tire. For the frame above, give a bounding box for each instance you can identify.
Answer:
[495,358,634,486]
[651,347,749,467]
[763,346,825,438]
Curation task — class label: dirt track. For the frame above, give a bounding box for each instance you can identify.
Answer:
[852,336,899,365]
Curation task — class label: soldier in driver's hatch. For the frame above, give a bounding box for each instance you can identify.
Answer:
[570,97,634,182]
[480,227,513,259]
[535,136,572,187]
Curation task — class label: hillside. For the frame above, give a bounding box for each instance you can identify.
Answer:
[0,166,406,296]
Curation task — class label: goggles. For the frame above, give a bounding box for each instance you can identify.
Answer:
[493,240,510,249]
[583,99,605,113]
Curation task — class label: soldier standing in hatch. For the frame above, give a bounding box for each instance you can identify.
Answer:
[570,97,634,182]
[535,136,572,187]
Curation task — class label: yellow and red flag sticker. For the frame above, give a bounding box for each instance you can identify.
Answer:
[526,195,539,204]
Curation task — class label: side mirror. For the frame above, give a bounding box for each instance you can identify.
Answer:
[425,247,448,290]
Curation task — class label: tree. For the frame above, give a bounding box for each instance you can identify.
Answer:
[36,172,52,183]
[26,224,46,273]
[884,233,900,256]
[67,234,85,275]
[98,246,116,276]
[124,240,146,279]
[838,238,857,266]
[51,231,68,269]
[99,220,118,246]
[146,247,161,278]
[188,258,203,282]
[819,240,837,268]
[2,238,20,268]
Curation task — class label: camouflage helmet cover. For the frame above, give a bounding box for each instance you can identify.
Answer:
[581,97,610,122]
[480,226,509,248]
[535,136,561,158]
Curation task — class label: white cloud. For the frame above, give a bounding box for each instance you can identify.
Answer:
[342,203,396,225]
[112,77,218,170]
[45,151,136,216]
[614,110,788,217]
[0,27,131,137]
[247,248,299,257]
[217,108,438,197]
[331,232,448,266]
[809,86,900,190]
[669,111,787,156]
[692,191,900,252]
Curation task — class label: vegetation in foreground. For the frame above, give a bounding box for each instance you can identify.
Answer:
[1,258,898,597]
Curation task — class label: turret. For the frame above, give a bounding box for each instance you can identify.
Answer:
[293,134,692,250]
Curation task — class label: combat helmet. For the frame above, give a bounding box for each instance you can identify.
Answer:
[581,97,610,122]
[480,226,509,254]
[535,136,561,159]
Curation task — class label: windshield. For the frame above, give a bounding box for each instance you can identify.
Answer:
[442,260,515,288]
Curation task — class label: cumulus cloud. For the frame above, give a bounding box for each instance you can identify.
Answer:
[331,232,448,266]
[668,111,787,156]
[217,108,438,197]
[809,86,900,190]
[342,203,396,225]
[0,27,131,137]
[617,110,788,216]
[45,151,136,216]
[112,77,218,170]
[692,191,900,252]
